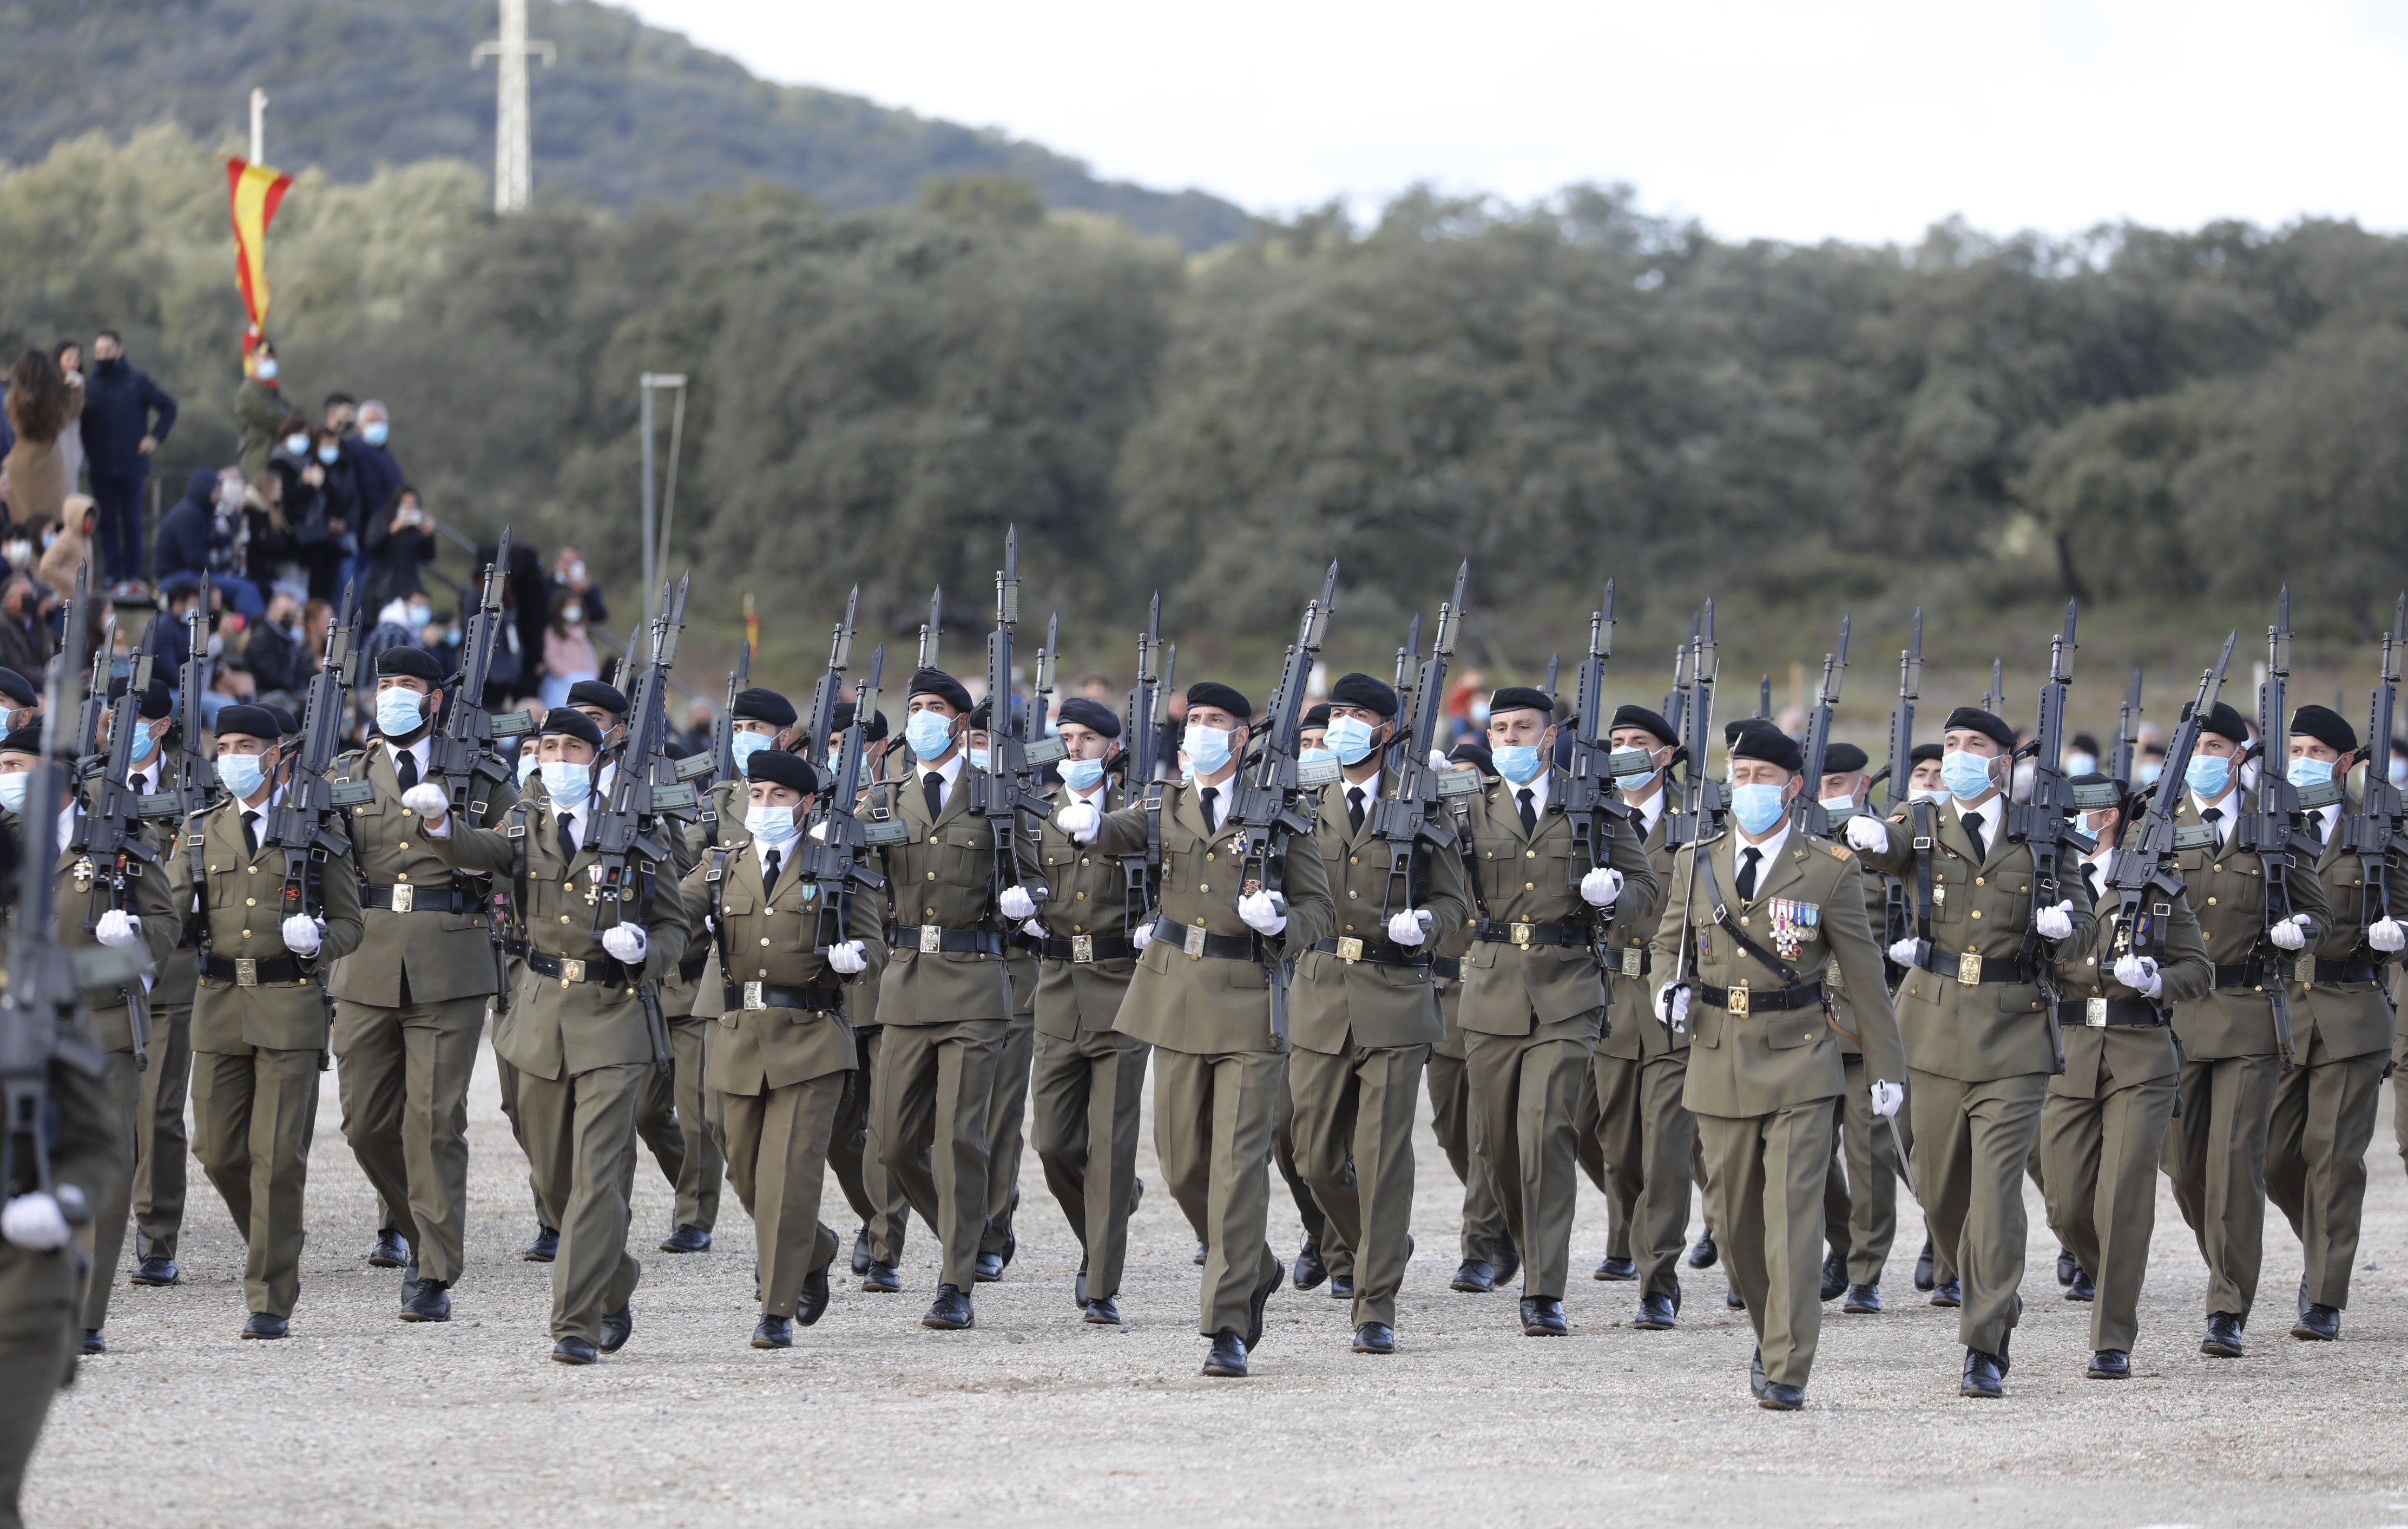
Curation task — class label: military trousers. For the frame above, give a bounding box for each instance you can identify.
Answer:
[1152,1044,1286,1338]
[1272,1059,1349,1277]
[331,994,486,1284]
[830,1024,912,1265]
[2266,1035,2386,1311]
[2161,1052,2280,1322]
[873,1018,1004,1291]
[1585,1047,1696,1298]
[722,1072,846,1319]
[0,1246,80,1529]
[132,1001,193,1262]
[79,1048,143,1331]
[980,1009,1037,1261]
[2039,1065,2176,1355]
[517,1061,646,1343]
[1031,1025,1149,1301]
[1698,1099,1837,1391]
[1464,1016,1597,1301]
[1424,1046,1511,1268]
[1824,1052,1906,1287]
[633,1020,715,1233]
[1907,1067,2048,1355]
[1291,1041,1426,1327]
[191,1045,320,1320]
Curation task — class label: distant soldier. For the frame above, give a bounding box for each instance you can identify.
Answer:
[965,699,1037,1286]
[1278,703,1350,1293]
[1426,741,1518,1294]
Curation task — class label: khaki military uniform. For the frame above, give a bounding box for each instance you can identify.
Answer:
[1427,915,1510,1271]
[1456,767,1660,1301]
[683,835,885,1320]
[2266,798,2397,1314]
[1857,793,2096,1356]
[2159,787,2331,1325]
[1085,779,1337,1337]
[126,755,200,1269]
[1028,781,1150,1301]
[1821,835,1904,1288]
[167,795,365,1320]
[432,790,693,1343]
[832,751,914,1270]
[981,931,1039,1270]
[636,774,744,1243]
[1653,822,1907,1392]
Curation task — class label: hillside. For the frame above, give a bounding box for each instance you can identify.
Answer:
[0,0,1253,250]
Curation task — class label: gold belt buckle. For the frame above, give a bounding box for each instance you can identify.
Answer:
[744,980,767,1010]
[390,883,415,913]
[1070,935,1094,964]
[1727,982,1750,1018]
[919,924,944,955]
[234,957,259,988]
[560,957,587,983]
[1335,936,1364,963]
[1620,947,1642,977]
[1184,923,1207,959]
[1957,951,1984,987]
[1511,921,1535,948]
[2085,996,2108,1028]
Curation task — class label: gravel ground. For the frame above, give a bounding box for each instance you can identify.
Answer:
[26,1042,2408,1528]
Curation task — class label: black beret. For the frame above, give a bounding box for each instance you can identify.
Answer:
[1821,743,1870,775]
[374,646,445,684]
[1610,704,1676,746]
[1941,706,2015,750]
[108,673,173,720]
[1055,697,1120,739]
[1448,740,1495,775]
[1489,685,1554,717]
[567,679,628,716]
[540,708,604,748]
[731,687,796,729]
[830,701,889,744]
[1727,719,1803,775]
[0,725,45,756]
[267,705,299,737]
[215,704,282,743]
[2199,701,2251,743]
[906,668,973,714]
[745,749,819,795]
[1300,703,1331,731]
[1911,742,1944,764]
[2071,733,2102,756]
[1184,681,1252,720]
[966,698,994,732]
[0,668,35,707]
[1328,672,1398,719]
[2289,704,2357,757]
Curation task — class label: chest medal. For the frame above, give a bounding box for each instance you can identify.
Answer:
[1768,897,1819,961]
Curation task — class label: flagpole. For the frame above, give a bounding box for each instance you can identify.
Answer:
[249,88,266,165]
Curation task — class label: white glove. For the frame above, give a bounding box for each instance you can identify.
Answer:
[1238,890,1287,936]
[1020,918,1047,940]
[2269,913,2312,951]
[828,940,867,975]
[1655,981,1690,1028]
[402,782,449,824]
[999,884,1038,921]
[2034,900,2074,941]
[1887,936,1920,967]
[2113,953,2162,998]
[280,914,323,957]
[94,908,142,948]
[1130,923,1153,953]
[1846,814,1890,854]
[1580,867,1624,907]
[602,923,649,963]
[1870,1079,1904,1118]
[1,1192,70,1251]
[1386,909,1433,947]
[1055,800,1101,844]
[2371,917,2406,954]
[1427,749,1451,770]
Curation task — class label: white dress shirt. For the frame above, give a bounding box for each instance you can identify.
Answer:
[921,747,968,813]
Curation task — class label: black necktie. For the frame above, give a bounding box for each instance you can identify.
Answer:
[557,812,577,864]
[1347,785,1365,835]
[1199,785,1220,834]
[762,848,781,896]
[2201,805,2223,845]
[1963,810,1986,863]
[396,749,418,792]
[129,772,146,797]
[2082,861,2100,902]
[2305,811,2326,849]
[1517,788,1537,836]
[1736,845,1761,902]
[923,771,944,821]
[241,809,259,856]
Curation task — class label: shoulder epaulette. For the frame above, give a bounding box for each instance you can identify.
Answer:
[1827,842,1854,862]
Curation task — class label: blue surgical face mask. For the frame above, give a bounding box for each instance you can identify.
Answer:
[904,710,955,763]
[1325,713,1379,767]
[1912,786,1949,805]
[1731,781,1788,836]
[1613,762,1657,792]
[1182,724,1232,778]
[0,771,27,815]
[517,753,540,786]
[1494,744,1544,784]
[745,803,800,845]
[731,731,771,770]
[1940,749,1996,800]
[283,432,308,455]
[217,751,266,799]
[2391,756,2407,788]
[254,357,278,382]
[405,602,432,629]
[825,749,841,773]
[315,444,339,466]
[540,760,591,803]
[1298,745,1334,767]
[127,725,156,763]
[2063,750,2097,777]
[968,747,990,773]
[376,687,426,737]
[2135,761,2164,788]
[1061,757,1106,793]
[2184,753,2232,798]
[361,420,389,446]
[2287,757,2336,792]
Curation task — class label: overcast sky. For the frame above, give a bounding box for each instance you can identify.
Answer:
[617,0,2407,246]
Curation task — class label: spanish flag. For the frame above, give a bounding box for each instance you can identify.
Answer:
[225,158,292,371]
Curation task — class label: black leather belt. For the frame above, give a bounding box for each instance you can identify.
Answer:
[1432,955,1461,981]
[1310,936,1433,969]
[889,924,1006,956]
[529,949,638,986]
[1472,919,1588,948]
[1149,917,1264,962]
[200,953,306,986]
[360,883,475,914]
[2309,957,2379,986]
[1009,930,1043,955]
[722,980,845,1013]
[1911,946,2036,985]
[502,936,530,957]
[1038,934,1136,963]
[1607,946,1653,979]
[1698,980,1824,1015]
[2055,997,2165,1028]
[2213,959,2284,991]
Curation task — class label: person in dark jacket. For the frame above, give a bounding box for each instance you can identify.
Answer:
[347,400,405,522]
[242,587,315,704]
[81,332,177,583]
[360,487,437,615]
[154,467,220,584]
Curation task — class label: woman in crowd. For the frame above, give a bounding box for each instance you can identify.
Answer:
[538,586,598,710]
[3,348,83,523]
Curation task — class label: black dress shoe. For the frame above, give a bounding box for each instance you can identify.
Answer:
[1074,1255,1090,1309]
[1820,1251,1848,1302]
[972,1251,1006,1283]
[2066,1267,2096,1303]
[551,1336,597,1365]
[2087,1348,2131,1380]
[131,1255,181,1287]
[1451,1259,1499,1293]
[1084,1296,1122,1325]
[798,1247,834,1328]
[1292,1239,1329,1290]
[922,1283,975,1330]
[1519,1296,1569,1336]
[752,1314,793,1349]
[2057,1245,2079,1288]
[1352,1322,1396,1354]
[851,1228,873,1277]
[523,1226,558,1263]
[862,1260,901,1294]
[1246,1258,1285,1351]
[1748,1348,1768,1399]
[1960,1347,2006,1398]
[81,1328,105,1355]
[367,1229,410,1268]
[599,1306,633,1353]
[240,1313,288,1340]
[1328,1271,1354,1300]
[2293,1303,2340,1341]
[2201,1311,2245,1357]
[660,1224,712,1254]
[1595,1255,1637,1282]
[994,1230,1017,1270]
[1687,1230,1719,1270]
[399,1280,452,1322]
[1759,1382,1805,1411]
[1494,1235,1521,1287]
[1913,1237,1936,1292]
[1844,1282,1883,1315]
[1726,1285,1746,1311]
[1634,1291,1678,1330]
[1930,1278,1961,1308]
[1203,1329,1249,1377]
[1193,1241,1207,1266]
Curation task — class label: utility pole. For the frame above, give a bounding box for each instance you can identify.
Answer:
[472,0,554,214]
[248,87,267,163]
[638,373,689,621]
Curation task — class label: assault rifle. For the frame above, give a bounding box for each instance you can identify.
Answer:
[2107,634,2236,971]
[2005,600,2081,1069]
[1795,615,1852,836]
[1661,601,1722,851]
[797,637,888,955]
[970,528,1054,899]
[712,622,753,786]
[1663,618,1696,741]
[1559,578,1625,896]
[1370,561,1472,922]
[587,577,692,1069]
[1879,609,1922,811]
[2338,594,2408,935]
[2109,667,2143,793]
[262,580,363,919]
[2237,588,2310,1071]
[70,614,164,1064]
[168,573,218,820]
[1120,596,1168,932]
[799,587,860,810]
[430,529,532,825]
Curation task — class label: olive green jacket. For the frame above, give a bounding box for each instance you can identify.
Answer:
[2048,851,2212,1099]
[1289,773,1472,1053]
[683,836,886,1093]
[665,776,746,1019]
[16,811,181,1053]
[2286,797,2400,1061]
[1598,796,1682,1060]
[325,742,516,1006]
[1031,780,1139,1038]
[0,1038,121,1317]
[167,795,364,1054]
[864,762,1022,1025]
[2162,786,2332,1061]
